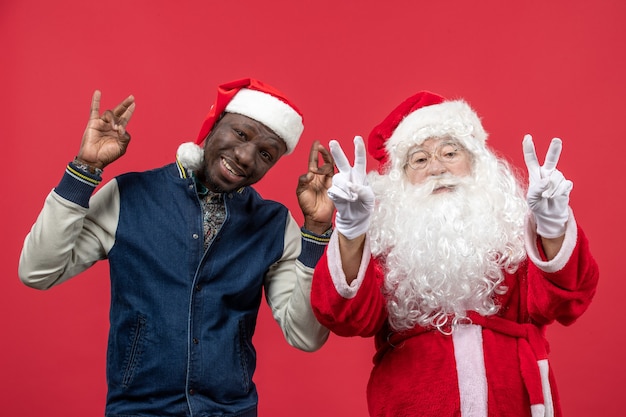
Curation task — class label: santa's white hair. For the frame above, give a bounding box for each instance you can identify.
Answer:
[369,137,528,333]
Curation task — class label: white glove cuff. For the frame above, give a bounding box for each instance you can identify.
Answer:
[534,211,569,239]
[335,212,370,240]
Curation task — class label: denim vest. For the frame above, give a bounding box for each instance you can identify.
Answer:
[105,163,288,417]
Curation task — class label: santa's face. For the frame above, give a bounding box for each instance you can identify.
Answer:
[403,137,473,189]
[368,143,528,333]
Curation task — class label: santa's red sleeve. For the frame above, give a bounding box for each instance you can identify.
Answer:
[311,232,387,337]
[524,210,600,326]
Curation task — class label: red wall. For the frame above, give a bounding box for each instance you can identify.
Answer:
[2,1,624,415]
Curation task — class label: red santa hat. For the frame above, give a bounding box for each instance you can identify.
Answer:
[368,91,488,173]
[195,78,304,154]
[177,78,304,171]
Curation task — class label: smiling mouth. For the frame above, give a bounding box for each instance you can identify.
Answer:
[222,158,244,177]
[433,185,455,194]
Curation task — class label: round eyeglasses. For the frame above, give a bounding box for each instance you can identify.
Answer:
[406,141,465,170]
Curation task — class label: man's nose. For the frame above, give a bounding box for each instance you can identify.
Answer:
[234,142,255,165]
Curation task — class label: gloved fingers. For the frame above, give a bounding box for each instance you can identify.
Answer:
[329,170,355,198]
[541,169,572,198]
[329,140,352,174]
[542,138,563,173]
[327,183,355,202]
[557,179,573,197]
[542,177,573,199]
[522,134,541,182]
[352,136,368,184]
[350,181,375,206]
[542,169,565,198]
[527,176,551,204]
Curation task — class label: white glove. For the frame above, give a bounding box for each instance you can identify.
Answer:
[522,134,573,238]
[327,136,375,240]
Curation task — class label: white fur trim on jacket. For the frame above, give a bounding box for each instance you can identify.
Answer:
[327,230,371,299]
[525,207,577,273]
[452,324,488,417]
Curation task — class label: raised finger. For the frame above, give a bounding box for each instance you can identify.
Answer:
[522,134,541,180]
[116,101,136,128]
[113,94,135,115]
[329,140,352,174]
[353,136,367,178]
[316,143,335,176]
[319,142,334,166]
[543,138,563,172]
[306,140,320,171]
[90,90,102,120]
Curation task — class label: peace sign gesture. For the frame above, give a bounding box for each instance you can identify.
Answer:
[522,134,573,238]
[327,136,375,240]
[77,90,136,170]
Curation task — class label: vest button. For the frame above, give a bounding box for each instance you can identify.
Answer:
[192,233,199,239]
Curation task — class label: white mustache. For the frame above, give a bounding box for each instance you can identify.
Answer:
[421,174,462,192]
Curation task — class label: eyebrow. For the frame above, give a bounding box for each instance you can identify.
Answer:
[410,140,461,152]
[239,122,285,151]
[264,136,285,152]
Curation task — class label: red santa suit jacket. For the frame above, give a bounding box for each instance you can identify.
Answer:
[311,214,598,417]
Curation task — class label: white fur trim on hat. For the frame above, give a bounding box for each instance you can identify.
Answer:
[225,88,304,154]
[386,100,488,159]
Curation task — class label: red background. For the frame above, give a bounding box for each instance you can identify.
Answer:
[1,1,624,416]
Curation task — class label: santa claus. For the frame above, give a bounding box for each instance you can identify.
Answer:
[311,91,599,417]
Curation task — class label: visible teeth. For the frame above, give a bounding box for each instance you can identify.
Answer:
[222,159,237,175]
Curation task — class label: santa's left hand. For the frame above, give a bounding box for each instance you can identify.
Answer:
[522,134,573,238]
[327,136,375,240]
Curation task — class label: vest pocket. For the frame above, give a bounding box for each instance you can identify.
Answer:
[121,313,147,389]
[237,315,256,393]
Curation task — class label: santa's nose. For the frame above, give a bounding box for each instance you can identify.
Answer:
[427,157,447,175]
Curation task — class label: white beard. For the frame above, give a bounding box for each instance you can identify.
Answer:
[368,162,528,333]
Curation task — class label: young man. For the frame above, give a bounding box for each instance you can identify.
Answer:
[19,78,333,417]
[311,91,598,416]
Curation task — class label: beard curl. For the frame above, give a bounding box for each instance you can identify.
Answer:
[368,153,528,333]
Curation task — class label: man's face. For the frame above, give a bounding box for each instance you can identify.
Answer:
[403,137,472,191]
[199,113,288,192]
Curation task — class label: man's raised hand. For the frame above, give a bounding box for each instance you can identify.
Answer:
[77,90,136,169]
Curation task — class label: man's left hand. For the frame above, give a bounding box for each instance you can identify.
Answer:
[297,140,335,235]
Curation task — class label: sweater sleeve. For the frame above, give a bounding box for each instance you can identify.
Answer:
[524,210,600,326]
[263,214,331,352]
[18,166,119,290]
[311,231,388,338]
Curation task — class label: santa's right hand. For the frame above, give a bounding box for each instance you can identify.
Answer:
[327,136,374,240]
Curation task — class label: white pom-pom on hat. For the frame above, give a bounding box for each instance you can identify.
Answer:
[177,142,204,172]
